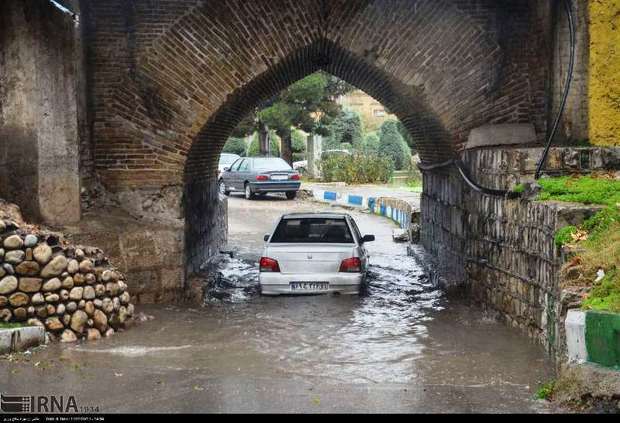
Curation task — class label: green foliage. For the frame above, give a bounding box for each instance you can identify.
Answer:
[536,381,555,400]
[582,270,620,313]
[222,137,247,156]
[362,132,380,153]
[319,153,394,184]
[377,120,411,170]
[539,175,620,313]
[323,110,364,151]
[291,129,306,154]
[0,322,27,329]
[537,176,620,207]
[554,226,578,247]
[246,132,280,157]
[513,183,525,193]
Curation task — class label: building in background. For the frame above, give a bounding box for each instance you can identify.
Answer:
[337,89,396,132]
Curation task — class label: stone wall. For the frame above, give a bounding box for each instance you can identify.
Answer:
[0,212,134,343]
[421,146,620,359]
[0,0,81,225]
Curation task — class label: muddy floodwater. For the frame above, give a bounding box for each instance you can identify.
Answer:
[0,195,557,413]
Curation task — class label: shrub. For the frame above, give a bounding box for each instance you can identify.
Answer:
[319,152,394,184]
[377,120,411,170]
[246,131,280,157]
[554,225,578,247]
[222,137,247,156]
[362,132,380,153]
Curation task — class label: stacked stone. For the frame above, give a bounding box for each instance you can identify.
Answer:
[0,219,134,343]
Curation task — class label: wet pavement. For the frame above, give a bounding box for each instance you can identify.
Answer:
[0,193,557,413]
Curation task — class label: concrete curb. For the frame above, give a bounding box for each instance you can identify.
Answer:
[565,309,620,370]
[308,188,417,230]
[0,326,46,355]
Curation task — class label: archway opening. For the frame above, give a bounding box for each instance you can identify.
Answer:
[184,40,453,275]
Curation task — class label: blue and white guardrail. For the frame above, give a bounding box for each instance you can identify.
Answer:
[310,189,416,230]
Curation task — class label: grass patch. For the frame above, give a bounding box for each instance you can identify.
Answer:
[0,322,27,329]
[537,175,620,207]
[536,381,556,400]
[537,175,620,313]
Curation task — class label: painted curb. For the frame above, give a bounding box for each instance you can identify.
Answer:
[565,309,587,364]
[0,326,46,355]
[565,309,620,370]
[310,189,416,230]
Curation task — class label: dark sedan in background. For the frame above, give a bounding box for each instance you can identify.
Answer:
[218,157,301,200]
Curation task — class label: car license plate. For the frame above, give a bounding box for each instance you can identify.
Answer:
[270,174,288,180]
[290,282,329,291]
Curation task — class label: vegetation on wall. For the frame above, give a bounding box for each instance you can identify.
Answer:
[542,175,620,312]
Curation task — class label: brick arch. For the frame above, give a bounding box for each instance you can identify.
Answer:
[85,0,548,273]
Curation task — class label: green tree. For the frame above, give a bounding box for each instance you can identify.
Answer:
[362,132,380,153]
[257,72,352,164]
[222,137,247,156]
[246,131,280,157]
[324,110,364,151]
[378,120,411,170]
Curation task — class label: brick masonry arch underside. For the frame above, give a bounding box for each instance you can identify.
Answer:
[83,0,550,274]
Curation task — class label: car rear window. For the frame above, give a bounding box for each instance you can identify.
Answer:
[252,158,292,171]
[270,218,354,243]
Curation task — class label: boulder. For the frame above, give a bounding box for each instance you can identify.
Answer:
[45,317,64,332]
[33,244,53,265]
[8,292,29,307]
[15,261,40,276]
[0,275,18,295]
[70,310,88,333]
[93,309,108,332]
[18,277,42,293]
[4,250,25,264]
[41,255,68,278]
[69,287,83,301]
[3,235,23,249]
[42,278,62,292]
[86,328,101,341]
[60,329,77,343]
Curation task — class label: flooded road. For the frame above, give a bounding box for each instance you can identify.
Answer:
[0,194,556,413]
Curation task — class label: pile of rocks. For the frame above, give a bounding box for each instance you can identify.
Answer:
[0,219,134,343]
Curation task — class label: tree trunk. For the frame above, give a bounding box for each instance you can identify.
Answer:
[280,128,293,165]
[258,122,269,156]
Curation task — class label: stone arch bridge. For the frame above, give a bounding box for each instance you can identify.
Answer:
[2,0,611,352]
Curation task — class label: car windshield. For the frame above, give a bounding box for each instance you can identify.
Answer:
[270,218,354,243]
[219,154,239,166]
[252,158,292,171]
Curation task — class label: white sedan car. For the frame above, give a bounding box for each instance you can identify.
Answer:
[259,213,375,295]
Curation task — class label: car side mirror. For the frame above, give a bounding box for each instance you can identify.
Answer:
[264,234,270,242]
[362,234,375,243]
[223,167,230,172]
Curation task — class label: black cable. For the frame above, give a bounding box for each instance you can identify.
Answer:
[535,0,576,179]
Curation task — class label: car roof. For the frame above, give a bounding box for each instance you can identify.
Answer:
[281,212,351,219]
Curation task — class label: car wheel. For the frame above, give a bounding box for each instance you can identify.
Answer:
[244,183,254,200]
[218,179,230,196]
[285,191,297,200]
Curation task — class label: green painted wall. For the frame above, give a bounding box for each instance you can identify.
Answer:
[585,311,620,369]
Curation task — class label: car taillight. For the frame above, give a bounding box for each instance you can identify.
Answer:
[259,257,280,272]
[256,175,269,181]
[290,174,300,180]
[339,257,362,273]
